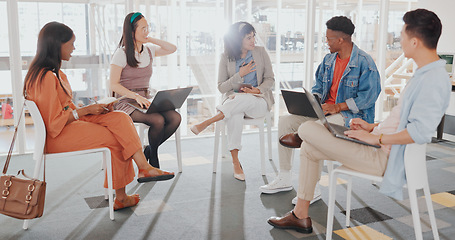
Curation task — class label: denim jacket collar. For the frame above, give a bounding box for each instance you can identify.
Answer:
[325,43,360,69]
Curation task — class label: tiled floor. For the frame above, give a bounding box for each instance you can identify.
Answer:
[0,131,454,239]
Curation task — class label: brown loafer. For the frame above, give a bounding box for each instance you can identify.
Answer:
[268,211,313,233]
[279,133,303,148]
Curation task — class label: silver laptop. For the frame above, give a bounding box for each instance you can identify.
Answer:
[128,87,193,113]
[302,87,381,148]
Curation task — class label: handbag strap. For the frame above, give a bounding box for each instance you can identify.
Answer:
[2,101,26,175]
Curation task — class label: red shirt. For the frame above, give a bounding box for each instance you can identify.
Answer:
[325,55,350,104]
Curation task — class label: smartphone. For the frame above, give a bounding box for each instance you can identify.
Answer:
[233,83,253,93]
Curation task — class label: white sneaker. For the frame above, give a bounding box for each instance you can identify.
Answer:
[292,184,322,205]
[260,172,293,194]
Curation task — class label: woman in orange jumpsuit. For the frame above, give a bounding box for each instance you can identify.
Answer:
[23,22,174,211]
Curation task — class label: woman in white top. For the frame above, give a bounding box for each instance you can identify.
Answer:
[110,12,179,169]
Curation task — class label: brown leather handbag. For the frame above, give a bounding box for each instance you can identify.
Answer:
[0,102,46,219]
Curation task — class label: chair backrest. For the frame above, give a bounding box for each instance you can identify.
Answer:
[24,100,46,162]
[404,143,428,191]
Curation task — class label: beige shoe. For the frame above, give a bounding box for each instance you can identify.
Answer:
[233,163,245,181]
[190,125,201,135]
[234,173,245,181]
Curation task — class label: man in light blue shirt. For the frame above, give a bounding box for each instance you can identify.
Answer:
[268,8,450,234]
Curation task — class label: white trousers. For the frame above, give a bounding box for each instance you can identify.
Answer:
[277,113,344,171]
[217,94,268,151]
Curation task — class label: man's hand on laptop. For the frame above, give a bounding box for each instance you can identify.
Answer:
[322,102,349,115]
[349,118,378,132]
[344,129,379,146]
[135,94,151,109]
[321,103,341,115]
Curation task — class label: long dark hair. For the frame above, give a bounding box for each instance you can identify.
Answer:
[23,21,74,97]
[118,12,145,68]
[224,21,256,61]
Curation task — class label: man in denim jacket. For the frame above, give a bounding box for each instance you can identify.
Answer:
[312,43,380,125]
[260,16,381,204]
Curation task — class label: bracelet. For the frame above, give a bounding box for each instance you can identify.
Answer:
[72,110,79,120]
[379,133,383,145]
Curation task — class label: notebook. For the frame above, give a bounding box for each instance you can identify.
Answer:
[127,87,193,113]
[301,87,381,148]
[98,96,127,105]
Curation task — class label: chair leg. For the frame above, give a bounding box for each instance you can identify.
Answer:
[138,124,146,146]
[327,161,334,174]
[175,127,182,173]
[104,150,115,220]
[213,122,221,173]
[423,186,440,240]
[259,124,266,176]
[326,171,339,240]
[266,114,272,160]
[327,161,334,184]
[406,185,440,240]
[100,158,105,170]
[23,156,45,229]
[346,176,353,227]
[22,220,28,230]
[408,188,423,240]
[103,157,108,200]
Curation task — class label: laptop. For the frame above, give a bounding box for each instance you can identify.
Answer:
[281,89,319,118]
[128,87,193,113]
[300,87,381,148]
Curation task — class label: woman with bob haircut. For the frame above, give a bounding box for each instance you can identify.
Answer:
[191,21,275,181]
[110,12,179,169]
[24,21,174,211]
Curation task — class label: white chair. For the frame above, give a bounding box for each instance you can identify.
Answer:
[135,122,182,172]
[326,143,439,240]
[23,100,115,230]
[212,111,272,175]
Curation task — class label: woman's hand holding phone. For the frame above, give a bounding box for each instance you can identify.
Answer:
[241,86,260,94]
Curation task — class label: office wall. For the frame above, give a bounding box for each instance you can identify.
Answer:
[419,0,455,53]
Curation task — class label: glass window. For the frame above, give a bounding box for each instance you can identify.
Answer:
[0,1,420,153]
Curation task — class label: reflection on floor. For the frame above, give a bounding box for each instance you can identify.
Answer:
[0,131,454,240]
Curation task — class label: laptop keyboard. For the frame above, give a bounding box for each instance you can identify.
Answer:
[330,123,349,136]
